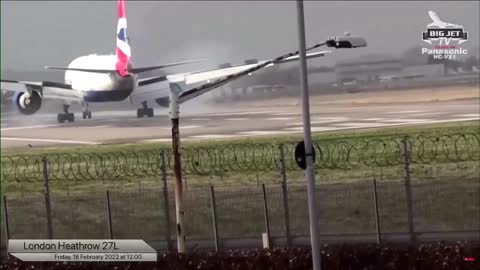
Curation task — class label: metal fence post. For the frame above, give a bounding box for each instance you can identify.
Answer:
[219,148,224,181]
[401,136,415,243]
[371,178,381,244]
[262,184,271,248]
[210,186,219,251]
[279,144,292,246]
[3,196,10,240]
[161,150,173,252]
[42,157,53,239]
[106,190,114,239]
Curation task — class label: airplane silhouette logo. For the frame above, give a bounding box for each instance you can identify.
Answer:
[427,11,463,28]
[422,11,468,45]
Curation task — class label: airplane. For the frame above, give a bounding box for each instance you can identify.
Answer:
[1,0,329,123]
[427,11,463,29]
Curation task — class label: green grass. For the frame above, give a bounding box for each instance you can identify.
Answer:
[1,122,478,197]
[1,122,478,244]
[1,177,478,243]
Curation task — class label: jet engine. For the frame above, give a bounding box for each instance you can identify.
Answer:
[15,91,42,115]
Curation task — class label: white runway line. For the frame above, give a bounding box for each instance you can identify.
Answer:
[82,125,114,129]
[454,114,480,118]
[286,117,349,126]
[144,117,479,143]
[1,124,63,131]
[332,122,394,127]
[387,110,425,114]
[157,125,201,129]
[380,118,432,123]
[225,118,249,121]
[190,118,211,121]
[410,112,446,116]
[363,118,388,121]
[1,137,100,145]
[101,118,128,122]
[311,117,350,123]
[180,125,202,129]
[265,117,296,121]
[415,117,479,124]
[269,112,301,116]
[201,110,280,117]
[284,126,339,132]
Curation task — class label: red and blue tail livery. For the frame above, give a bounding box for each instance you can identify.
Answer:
[116,0,131,77]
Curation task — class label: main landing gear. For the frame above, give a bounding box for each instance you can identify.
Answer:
[82,102,92,119]
[57,104,75,123]
[137,101,154,118]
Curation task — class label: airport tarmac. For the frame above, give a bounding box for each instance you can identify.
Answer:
[1,97,479,150]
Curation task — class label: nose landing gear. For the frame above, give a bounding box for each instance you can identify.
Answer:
[137,101,154,118]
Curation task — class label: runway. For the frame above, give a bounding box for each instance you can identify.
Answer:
[1,95,479,150]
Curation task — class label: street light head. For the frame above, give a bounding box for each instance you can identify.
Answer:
[326,35,367,49]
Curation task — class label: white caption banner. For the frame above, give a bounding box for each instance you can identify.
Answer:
[8,240,157,262]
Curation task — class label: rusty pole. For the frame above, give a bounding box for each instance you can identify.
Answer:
[169,86,186,253]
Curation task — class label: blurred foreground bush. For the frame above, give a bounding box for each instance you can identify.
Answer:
[1,241,479,270]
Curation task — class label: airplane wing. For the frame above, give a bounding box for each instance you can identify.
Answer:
[1,80,84,102]
[134,50,330,90]
[45,59,206,75]
[169,51,331,85]
[132,50,331,105]
[177,45,330,104]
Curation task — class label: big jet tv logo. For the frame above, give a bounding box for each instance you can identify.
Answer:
[421,11,468,60]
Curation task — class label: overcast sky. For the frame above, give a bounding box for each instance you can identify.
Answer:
[1,1,479,73]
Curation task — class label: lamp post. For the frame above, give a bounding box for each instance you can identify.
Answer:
[295,1,367,269]
[295,1,321,269]
[167,27,365,253]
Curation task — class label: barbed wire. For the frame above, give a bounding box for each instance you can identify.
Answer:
[1,133,478,182]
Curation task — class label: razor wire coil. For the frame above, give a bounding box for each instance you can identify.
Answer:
[1,133,478,182]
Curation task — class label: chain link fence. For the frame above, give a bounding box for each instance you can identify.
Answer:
[1,133,479,250]
[1,178,479,250]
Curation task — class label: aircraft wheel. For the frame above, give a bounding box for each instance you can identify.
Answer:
[82,112,87,119]
[57,113,65,123]
[146,108,154,118]
[87,111,92,119]
[137,109,144,118]
[67,113,75,123]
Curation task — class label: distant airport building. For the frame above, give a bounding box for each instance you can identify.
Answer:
[335,56,403,84]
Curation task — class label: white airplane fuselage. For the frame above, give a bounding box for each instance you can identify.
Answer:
[65,54,137,102]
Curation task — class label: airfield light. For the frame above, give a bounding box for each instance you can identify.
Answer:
[295,1,367,269]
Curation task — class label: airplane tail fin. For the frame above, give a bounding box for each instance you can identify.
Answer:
[45,0,205,76]
[116,0,131,77]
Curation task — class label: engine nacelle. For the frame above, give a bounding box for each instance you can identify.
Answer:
[15,91,42,115]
